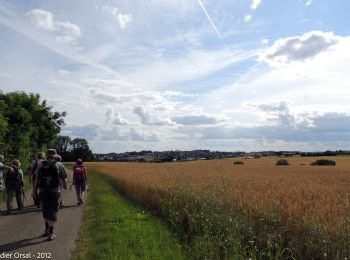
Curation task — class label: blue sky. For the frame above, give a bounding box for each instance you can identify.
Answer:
[1,0,350,152]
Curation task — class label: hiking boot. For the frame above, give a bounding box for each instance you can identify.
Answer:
[77,201,81,206]
[59,201,64,208]
[6,211,12,215]
[79,199,83,205]
[47,233,56,241]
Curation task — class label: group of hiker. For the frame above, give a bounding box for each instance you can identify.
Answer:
[0,149,88,241]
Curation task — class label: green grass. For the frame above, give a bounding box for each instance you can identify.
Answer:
[72,170,186,260]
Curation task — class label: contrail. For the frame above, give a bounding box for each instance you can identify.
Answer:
[197,0,231,53]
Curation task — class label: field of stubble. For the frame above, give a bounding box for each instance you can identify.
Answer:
[86,157,350,259]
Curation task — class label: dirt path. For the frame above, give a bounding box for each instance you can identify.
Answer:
[0,171,85,260]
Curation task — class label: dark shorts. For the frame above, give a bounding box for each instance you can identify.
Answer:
[40,191,60,221]
[75,181,86,193]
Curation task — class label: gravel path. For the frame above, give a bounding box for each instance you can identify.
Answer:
[0,171,85,260]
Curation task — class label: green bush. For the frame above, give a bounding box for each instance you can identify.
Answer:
[276,159,289,166]
[310,159,336,166]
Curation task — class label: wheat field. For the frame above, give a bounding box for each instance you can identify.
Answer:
[86,157,350,259]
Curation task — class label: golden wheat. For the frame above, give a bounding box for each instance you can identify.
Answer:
[86,156,350,257]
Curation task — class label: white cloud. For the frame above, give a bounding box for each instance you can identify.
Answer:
[118,13,132,30]
[251,0,262,10]
[133,106,174,126]
[261,38,269,44]
[102,5,132,30]
[100,127,160,142]
[129,128,160,142]
[56,69,70,75]
[244,14,252,23]
[27,9,54,30]
[124,48,254,85]
[27,9,81,43]
[163,91,198,98]
[305,0,312,6]
[112,111,130,125]
[171,114,224,125]
[261,31,341,66]
[106,108,130,125]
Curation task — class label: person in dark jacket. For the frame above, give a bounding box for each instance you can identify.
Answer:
[4,159,24,215]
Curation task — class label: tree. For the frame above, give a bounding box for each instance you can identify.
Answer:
[53,135,72,155]
[70,138,94,161]
[0,91,66,169]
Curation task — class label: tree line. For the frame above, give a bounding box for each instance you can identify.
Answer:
[52,135,94,162]
[0,91,93,170]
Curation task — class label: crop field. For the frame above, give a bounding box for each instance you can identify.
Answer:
[86,157,350,259]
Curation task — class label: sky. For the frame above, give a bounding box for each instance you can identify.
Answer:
[1,0,350,153]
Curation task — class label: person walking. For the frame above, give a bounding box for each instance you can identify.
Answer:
[32,149,67,241]
[29,152,45,207]
[4,159,24,215]
[72,159,88,206]
[0,154,5,214]
[0,154,5,192]
[54,155,65,208]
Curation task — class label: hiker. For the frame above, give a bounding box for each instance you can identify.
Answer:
[32,149,67,241]
[29,152,45,207]
[72,159,88,206]
[4,159,24,215]
[0,154,5,192]
[0,155,5,214]
[54,155,65,208]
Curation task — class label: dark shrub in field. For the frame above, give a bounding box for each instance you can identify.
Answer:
[310,159,336,166]
[276,159,289,165]
[233,161,244,165]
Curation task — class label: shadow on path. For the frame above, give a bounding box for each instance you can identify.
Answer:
[0,236,47,252]
[0,206,41,216]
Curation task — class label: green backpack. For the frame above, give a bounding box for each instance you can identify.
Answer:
[38,160,60,189]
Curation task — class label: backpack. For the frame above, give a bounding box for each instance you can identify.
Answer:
[6,168,22,187]
[73,166,86,182]
[38,160,60,189]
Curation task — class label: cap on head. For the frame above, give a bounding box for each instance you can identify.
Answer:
[11,159,21,168]
[46,149,57,159]
[47,149,57,156]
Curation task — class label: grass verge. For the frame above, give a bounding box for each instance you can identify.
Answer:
[72,170,186,260]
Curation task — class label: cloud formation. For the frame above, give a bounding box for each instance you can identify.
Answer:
[100,127,160,142]
[244,14,252,23]
[106,108,130,125]
[171,114,223,125]
[251,0,262,10]
[133,106,174,126]
[262,31,341,66]
[102,5,132,30]
[27,9,81,43]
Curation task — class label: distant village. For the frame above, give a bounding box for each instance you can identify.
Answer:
[94,150,350,163]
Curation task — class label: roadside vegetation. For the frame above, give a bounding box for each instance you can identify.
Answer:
[0,91,65,170]
[72,169,186,260]
[86,157,350,259]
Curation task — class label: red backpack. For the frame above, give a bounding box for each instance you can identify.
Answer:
[73,166,86,182]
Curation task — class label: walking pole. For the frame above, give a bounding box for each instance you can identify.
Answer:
[22,187,27,204]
